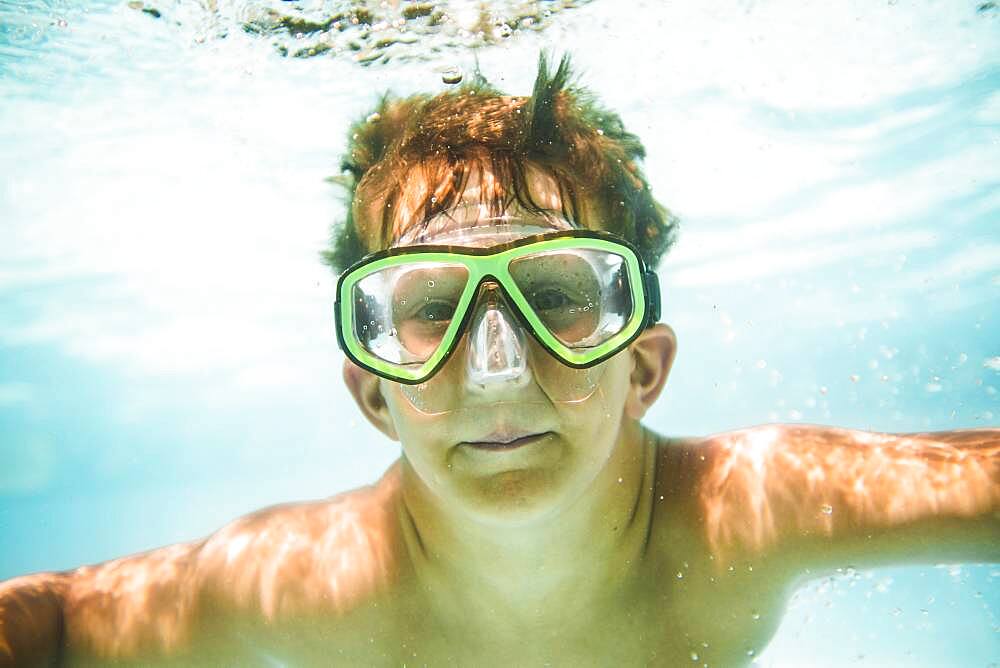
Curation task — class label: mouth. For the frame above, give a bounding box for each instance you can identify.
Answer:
[462,430,551,451]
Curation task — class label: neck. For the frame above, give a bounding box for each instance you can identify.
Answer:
[395,420,657,630]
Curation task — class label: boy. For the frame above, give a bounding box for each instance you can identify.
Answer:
[1,55,997,667]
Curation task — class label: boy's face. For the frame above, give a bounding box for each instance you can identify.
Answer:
[345,167,671,523]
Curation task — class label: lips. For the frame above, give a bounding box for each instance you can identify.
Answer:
[463,429,549,450]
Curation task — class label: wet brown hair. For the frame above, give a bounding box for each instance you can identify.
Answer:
[321,53,678,273]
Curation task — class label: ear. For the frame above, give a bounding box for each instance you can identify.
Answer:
[624,323,677,420]
[343,359,399,441]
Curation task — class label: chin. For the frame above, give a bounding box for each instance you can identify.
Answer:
[452,466,582,526]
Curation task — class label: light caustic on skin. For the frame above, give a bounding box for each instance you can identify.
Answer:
[698,426,1000,561]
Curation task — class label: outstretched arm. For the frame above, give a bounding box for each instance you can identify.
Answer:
[0,541,203,667]
[0,573,67,666]
[696,425,999,572]
[0,475,404,665]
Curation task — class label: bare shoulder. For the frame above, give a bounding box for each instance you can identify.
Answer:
[649,424,824,559]
[56,465,405,659]
[647,424,823,559]
[196,464,406,619]
[643,430,793,663]
[651,423,829,506]
[61,535,206,656]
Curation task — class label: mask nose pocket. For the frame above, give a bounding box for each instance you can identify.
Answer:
[465,285,531,389]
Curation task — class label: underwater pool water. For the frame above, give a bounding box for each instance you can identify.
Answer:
[1,0,998,665]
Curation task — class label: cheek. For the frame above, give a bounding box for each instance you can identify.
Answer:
[380,380,457,486]
[541,351,633,461]
[380,379,441,442]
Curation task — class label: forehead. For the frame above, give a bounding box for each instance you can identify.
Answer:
[393,219,575,248]
[356,163,600,252]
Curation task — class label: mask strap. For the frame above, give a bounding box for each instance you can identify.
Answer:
[644,271,661,326]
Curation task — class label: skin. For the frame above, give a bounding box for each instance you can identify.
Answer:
[1,169,998,667]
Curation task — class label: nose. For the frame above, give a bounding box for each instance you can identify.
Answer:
[464,282,532,390]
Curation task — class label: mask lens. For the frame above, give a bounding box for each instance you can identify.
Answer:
[508,248,634,349]
[351,262,470,368]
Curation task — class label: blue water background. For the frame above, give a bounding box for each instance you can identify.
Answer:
[1,1,998,665]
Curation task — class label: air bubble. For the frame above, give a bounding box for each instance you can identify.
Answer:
[821,504,833,515]
[441,67,463,84]
[428,280,435,287]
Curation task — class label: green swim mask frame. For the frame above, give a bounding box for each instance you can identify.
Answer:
[334,229,661,385]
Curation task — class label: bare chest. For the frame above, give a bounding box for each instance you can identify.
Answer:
[184,575,786,668]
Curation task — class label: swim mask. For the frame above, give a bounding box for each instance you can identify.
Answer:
[334,227,662,396]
